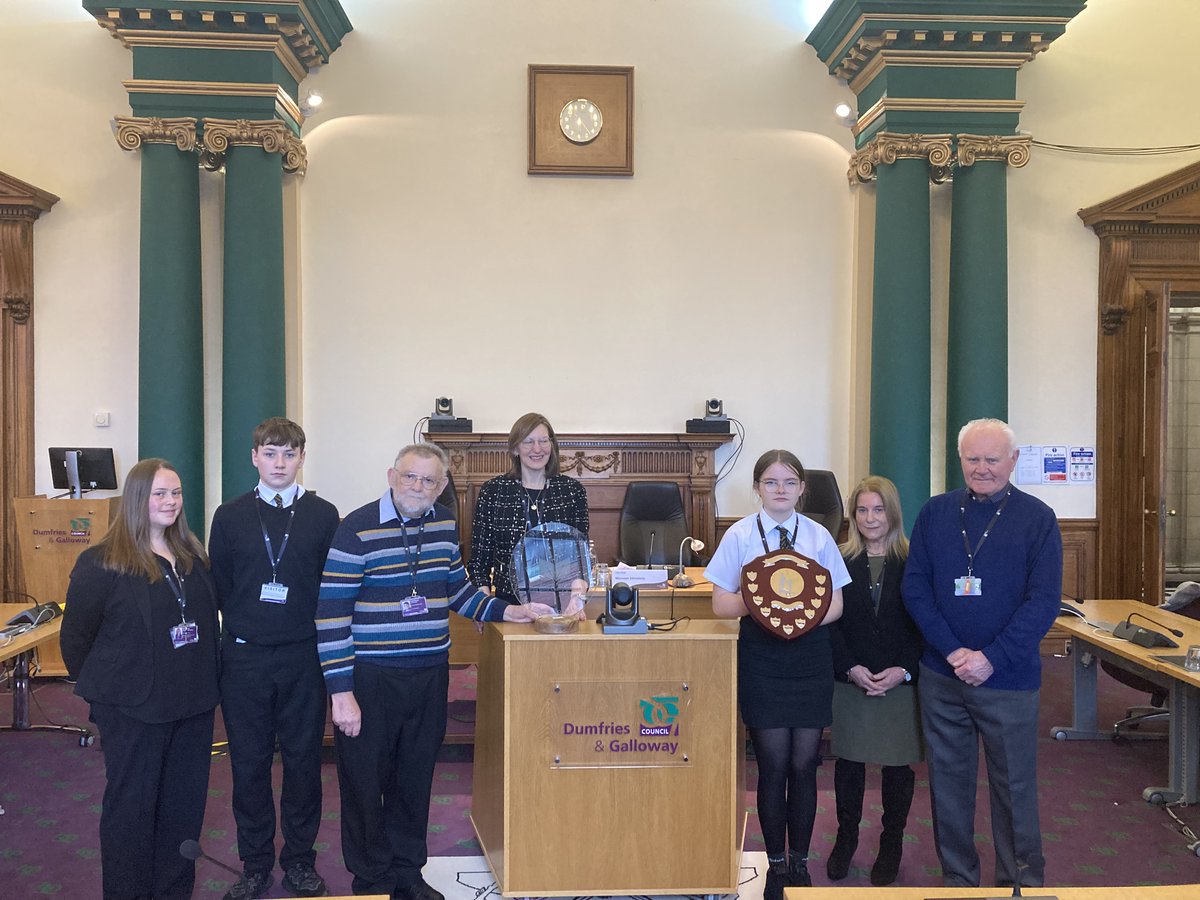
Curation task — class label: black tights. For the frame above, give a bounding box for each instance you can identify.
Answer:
[749,726,823,859]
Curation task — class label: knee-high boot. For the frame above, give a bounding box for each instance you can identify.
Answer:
[872,764,915,886]
[826,758,865,880]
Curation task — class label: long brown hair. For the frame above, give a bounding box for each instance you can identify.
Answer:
[839,474,909,562]
[98,458,208,580]
[504,412,561,479]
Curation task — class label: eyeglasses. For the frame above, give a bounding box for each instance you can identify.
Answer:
[520,436,552,448]
[759,479,800,491]
[396,472,441,490]
[150,489,183,499]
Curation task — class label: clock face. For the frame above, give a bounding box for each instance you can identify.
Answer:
[559,98,603,144]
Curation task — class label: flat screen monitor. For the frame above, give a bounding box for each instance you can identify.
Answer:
[49,447,118,496]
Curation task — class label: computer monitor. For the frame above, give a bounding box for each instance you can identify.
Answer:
[48,447,118,497]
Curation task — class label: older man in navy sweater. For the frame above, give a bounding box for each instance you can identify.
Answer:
[903,418,1062,889]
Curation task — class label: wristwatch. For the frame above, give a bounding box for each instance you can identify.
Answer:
[902,669,912,683]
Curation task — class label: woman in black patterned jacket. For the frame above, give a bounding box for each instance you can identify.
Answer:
[469,412,589,603]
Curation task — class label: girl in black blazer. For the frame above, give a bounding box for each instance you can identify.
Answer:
[61,458,220,899]
[827,475,924,886]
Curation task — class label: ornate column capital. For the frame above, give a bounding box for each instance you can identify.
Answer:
[3,295,31,325]
[113,116,198,152]
[201,118,308,175]
[848,132,953,185]
[956,134,1032,169]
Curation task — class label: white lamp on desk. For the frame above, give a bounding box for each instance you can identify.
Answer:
[673,537,705,588]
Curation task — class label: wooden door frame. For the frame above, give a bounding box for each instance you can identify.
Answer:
[1080,161,1200,603]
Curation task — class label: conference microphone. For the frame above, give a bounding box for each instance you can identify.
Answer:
[647,530,656,566]
[1060,591,1085,604]
[179,840,241,878]
[1127,611,1184,638]
[1112,613,1180,649]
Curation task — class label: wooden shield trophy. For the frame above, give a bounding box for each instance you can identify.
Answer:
[740,551,832,640]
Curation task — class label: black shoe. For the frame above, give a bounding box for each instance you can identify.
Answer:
[393,878,445,900]
[283,861,327,897]
[222,870,273,900]
[825,828,858,881]
[870,832,904,886]
[763,861,789,900]
[788,858,812,887]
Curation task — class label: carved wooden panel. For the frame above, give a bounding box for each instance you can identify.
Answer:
[430,432,733,565]
[0,172,58,604]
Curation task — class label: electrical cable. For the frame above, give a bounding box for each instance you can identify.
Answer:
[1031,139,1200,157]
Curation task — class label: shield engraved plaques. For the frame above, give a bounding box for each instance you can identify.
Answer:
[740,551,832,640]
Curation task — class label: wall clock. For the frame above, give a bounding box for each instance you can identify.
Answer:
[528,65,633,175]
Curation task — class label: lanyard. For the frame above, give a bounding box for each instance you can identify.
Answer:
[755,515,798,555]
[958,487,1012,577]
[158,557,189,624]
[398,515,426,596]
[253,490,294,583]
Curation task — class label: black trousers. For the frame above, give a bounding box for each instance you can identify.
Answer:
[220,636,326,873]
[333,662,448,896]
[90,703,215,900]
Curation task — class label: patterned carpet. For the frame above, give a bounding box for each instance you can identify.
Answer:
[3,652,1199,897]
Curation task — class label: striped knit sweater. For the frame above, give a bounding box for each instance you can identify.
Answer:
[316,493,506,695]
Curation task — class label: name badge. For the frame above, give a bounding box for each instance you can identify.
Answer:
[401,594,428,617]
[260,582,289,604]
[171,621,199,649]
[955,576,982,597]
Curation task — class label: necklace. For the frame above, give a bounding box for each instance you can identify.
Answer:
[524,484,545,512]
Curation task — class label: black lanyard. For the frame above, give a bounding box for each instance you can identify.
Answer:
[254,489,294,583]
[398,515,426,596]
[158,557,189,624]
[756,515,798,555]
[958,487,1012,577]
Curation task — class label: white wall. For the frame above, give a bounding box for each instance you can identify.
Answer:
[7,0,1199,526]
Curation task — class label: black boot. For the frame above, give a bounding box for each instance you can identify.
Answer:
[871,764,915,886]
[788,850,812,887]
[763,858,789,900]
[826,758,865,880]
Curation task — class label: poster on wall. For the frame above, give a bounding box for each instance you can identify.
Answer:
[1069,446,1096,483]
[1041,446,1068,483]
[1016,446,1042,485]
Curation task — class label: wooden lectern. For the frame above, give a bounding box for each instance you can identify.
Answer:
[11,496,117,675]
[472,620,744,896]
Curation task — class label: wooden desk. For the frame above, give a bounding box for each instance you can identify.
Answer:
[472,619,744,896]
[1051,599,1200,805]
[0,602,92,744]
[787,886,1200,899]
[450,568,717,666]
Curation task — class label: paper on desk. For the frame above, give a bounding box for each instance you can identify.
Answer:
[611,564,669,587]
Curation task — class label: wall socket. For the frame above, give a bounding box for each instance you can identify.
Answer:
[94,411,111,427]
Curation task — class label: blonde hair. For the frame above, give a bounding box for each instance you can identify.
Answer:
[99,458,208,580]
[839,475,909,563]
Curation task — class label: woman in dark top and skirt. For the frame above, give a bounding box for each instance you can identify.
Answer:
[828,475,923,885]
[704,450,849,897]
[469,412,589,605]
[61,458,220,899]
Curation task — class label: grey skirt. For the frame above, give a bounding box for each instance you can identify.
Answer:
[830,680,924,766]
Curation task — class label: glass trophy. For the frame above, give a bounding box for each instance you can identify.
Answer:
[510,522,593,633]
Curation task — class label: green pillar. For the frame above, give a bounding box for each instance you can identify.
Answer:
[869,157,932,526]
[137,140,205,531]
[221,144,286,501]
[945,156,1009,487]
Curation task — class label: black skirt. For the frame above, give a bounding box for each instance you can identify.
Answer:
[737,616,833,729]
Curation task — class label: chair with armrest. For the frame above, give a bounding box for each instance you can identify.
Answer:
[799,469,843,541]
[436,470,458,520]
[618,482,694,567]
[1102,585,1200,738]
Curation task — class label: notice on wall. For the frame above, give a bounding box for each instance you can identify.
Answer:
[1041,446,1068,483]
[1069,446,1096,483]
[1016,446,1042,485]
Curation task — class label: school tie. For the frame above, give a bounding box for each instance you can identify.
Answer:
[776,525,793,550]
[273,493,284,509]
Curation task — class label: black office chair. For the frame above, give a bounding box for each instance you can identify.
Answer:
[799,469,843,541]
[618,482,694,567]
[436,470,458,520]
[1103,585,1200,739]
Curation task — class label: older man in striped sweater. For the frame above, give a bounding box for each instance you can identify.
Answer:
[317,442,548,900]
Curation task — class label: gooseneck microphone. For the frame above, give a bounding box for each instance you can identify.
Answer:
[647,530,656,567]
[179,840,241,877]
[1112,611,1181,649]
[1127,611,1184,638]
